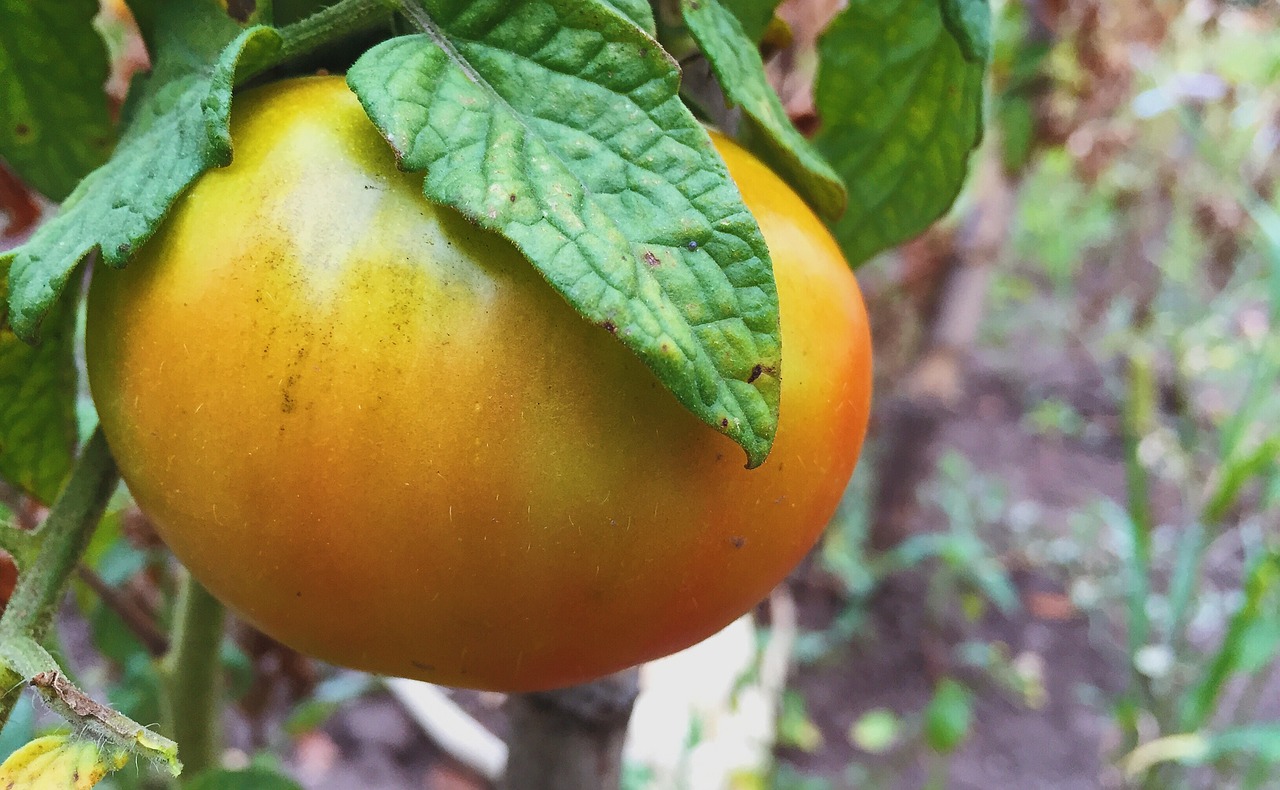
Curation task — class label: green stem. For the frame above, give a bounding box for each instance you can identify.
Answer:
[1121,349,1157,729]
[235,0,398,85]
[277,0,396,62]
[0,428,118,730]
[161,574,227,780]
[0,429,117,638]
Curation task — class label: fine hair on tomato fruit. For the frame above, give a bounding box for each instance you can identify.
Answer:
[86,76,872,692]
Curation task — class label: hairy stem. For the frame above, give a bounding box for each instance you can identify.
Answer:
[160,574,227,778]
[0,429,117,637]
[276,0,398,62]
[502,669,640,790]
[0,429,118,730]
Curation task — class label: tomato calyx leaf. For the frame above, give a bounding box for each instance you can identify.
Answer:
[348,0,782,467]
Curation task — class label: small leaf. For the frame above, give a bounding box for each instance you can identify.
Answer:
[923,678,973,754]
[0,282,77,503]
[815,0,987,267]
[4,0,283,341]
[681,0,847,220]
[186,767,304,790]
[777,690,824,752]
[0,0,116,201]
[348,1,782,467]
[0,733,128,790]
[848,708,901,754]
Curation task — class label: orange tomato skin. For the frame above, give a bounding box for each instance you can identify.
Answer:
[86,77,871,692]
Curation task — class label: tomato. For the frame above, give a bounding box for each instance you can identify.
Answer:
[86,76,871,692]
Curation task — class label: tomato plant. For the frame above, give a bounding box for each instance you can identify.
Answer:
[86,76,872,692]
[1,0,988,783]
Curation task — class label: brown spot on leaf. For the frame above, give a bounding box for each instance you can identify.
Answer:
[509,193,517,202]
[747,364,763,383]
[602,319,617,333]
[720,418,729,428]
[13,123,30,139]
[643,250,660,267]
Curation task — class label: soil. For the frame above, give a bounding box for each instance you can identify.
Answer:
[777,357,1134,789]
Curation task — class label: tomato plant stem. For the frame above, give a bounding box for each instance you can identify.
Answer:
[501,668,640,790]
[161,574,227,779]
[0,430,117,637]
[275,0,398,64]
[0,429,118,729]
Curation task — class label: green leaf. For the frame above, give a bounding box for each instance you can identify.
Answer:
[682,0,846,220]
[0,0,115,201]
[814,0,987,267]
[284,673,374,734]
[848,708,901,754]
[923,677,973,754]
[600,0,656,35]
[1181,551,1280,729]
[347,1,782,467]
[185,767,303,790]
[4,0,283,341]
[1202,724,1280,764]
[0,284,77,503]
[1124,725,1280,778]
[719,0,781,43]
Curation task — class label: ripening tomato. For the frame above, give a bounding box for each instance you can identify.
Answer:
[86,76,871,692]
